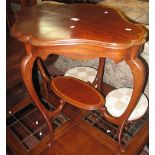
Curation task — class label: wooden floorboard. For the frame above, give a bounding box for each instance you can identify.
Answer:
[40,124,116,155]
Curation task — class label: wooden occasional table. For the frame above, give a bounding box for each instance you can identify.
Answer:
[10,2,147,154]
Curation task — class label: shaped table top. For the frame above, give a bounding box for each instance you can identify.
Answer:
[11,2,147,49]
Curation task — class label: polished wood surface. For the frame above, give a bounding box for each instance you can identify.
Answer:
[46,125,116,155]
[10,3,147,63]
[10,2,148,154]
[51,76,104,110]
[11,2,146,47]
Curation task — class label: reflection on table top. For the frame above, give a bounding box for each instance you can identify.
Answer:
[11,2,147,49]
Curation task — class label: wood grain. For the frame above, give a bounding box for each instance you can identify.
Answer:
[51,76,105,110]
[11,3,146,48]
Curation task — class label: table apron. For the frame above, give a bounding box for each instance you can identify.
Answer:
[31,44,135,63]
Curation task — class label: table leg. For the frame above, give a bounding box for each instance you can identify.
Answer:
[21,53,53,148]
[118,58,146,151]
[99,57,146,152]
[92,58,105,92]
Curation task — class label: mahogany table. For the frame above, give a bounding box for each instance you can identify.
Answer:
[11,2,147,153]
